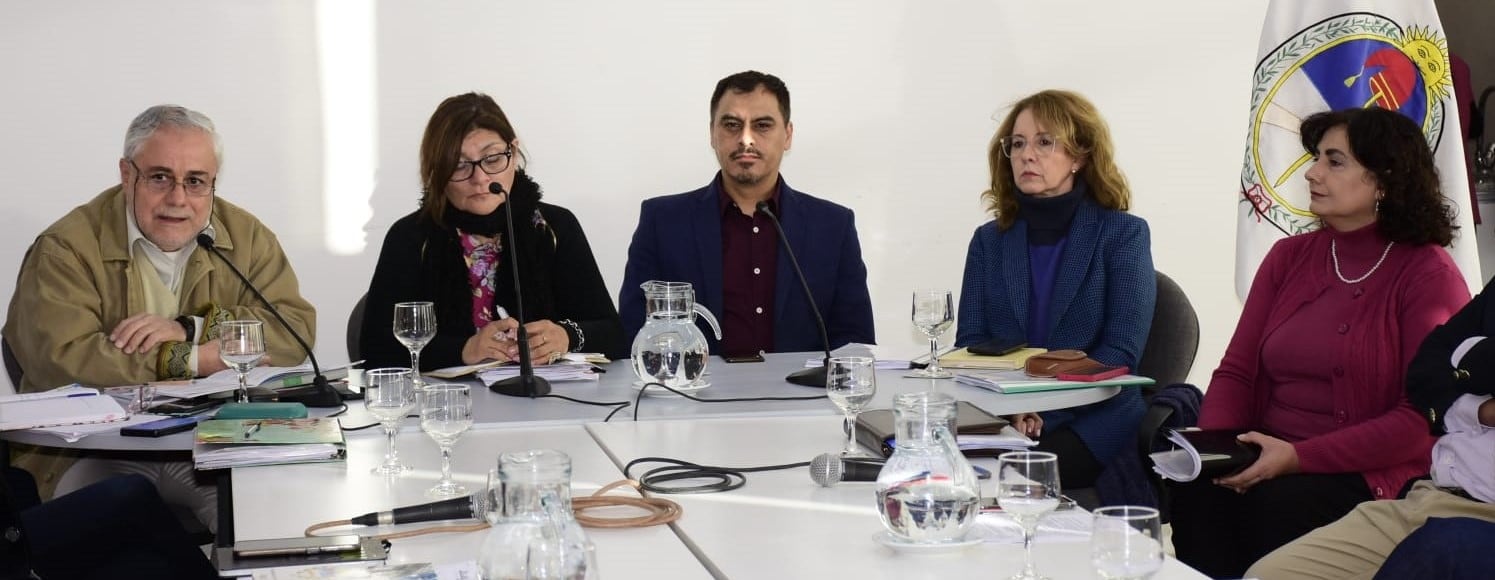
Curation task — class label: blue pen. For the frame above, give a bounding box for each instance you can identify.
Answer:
[65,392,98,398]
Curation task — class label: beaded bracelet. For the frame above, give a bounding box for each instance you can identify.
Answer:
[557,319,584,352]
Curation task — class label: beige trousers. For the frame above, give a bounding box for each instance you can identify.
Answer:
[1247,481,1495,579]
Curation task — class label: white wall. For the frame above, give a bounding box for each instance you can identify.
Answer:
[0,0,1274,394]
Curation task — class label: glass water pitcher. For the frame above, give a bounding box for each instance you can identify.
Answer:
[479,449,596,580]
[875,391,982,544]
[631,280,722,388]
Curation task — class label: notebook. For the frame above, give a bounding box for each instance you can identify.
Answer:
[953,369,1155,393]
[938,347,1048,370]
[1149,428,1261,482]
[192,418,345,470]
[0,386,128,431]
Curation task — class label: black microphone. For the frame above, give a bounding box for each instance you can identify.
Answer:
[808,453,885,487]
[349,495,481,526]
[486,182,551,398]
[755,201,831,388]
[195,232,342,407]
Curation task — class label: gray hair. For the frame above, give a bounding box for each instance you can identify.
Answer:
[121,105,223,165]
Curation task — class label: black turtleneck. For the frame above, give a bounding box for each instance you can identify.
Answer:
[1016,177,1086,246]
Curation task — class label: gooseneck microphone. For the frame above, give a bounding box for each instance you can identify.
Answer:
[755,201,832,388]
[486,182,551,397]
[195,233,341,407]
[808,453,886,487]
[349,495,481,526]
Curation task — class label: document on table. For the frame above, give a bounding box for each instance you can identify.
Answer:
[0,386,128,431]
[476,360,599,384]
[30,413,166,443]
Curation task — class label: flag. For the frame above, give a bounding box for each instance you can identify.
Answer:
[1236,1,1482,299]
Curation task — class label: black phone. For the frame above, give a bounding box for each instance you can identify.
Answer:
[968,337,1027,356]
[120,416,199,437]
[723,353,765,363]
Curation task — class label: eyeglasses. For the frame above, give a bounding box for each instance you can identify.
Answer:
[449,150,514,182]
[129,160,215,197]
[998,134,1061,158]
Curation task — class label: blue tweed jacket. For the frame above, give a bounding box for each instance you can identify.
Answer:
[955,197,1155,467]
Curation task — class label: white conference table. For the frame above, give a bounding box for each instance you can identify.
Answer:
[229,424,706,579]
[585,415,1208,580]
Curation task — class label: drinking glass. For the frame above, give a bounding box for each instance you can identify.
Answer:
[909,289,954,379]
[1091,506,1164,580]
[996,451,1062,580]
[826,356,877,457]
[393,302,436,388]
[363,368,415,476]
[420,383,472,498]
[218,320,266,403]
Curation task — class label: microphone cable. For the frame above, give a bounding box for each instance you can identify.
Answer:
[623,456,812,494]
[536,393,632,422]
[630,381,827,421]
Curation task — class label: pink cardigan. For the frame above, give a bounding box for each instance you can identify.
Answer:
[1200,227,1469,499]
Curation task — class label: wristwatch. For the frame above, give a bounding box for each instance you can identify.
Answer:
[175,315,196,341]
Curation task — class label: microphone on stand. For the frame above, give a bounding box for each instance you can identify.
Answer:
[486,182,551,398]
[755,201,831,388]
[349,495,482,526]
[196,233,342,407]
[808,453,886,487]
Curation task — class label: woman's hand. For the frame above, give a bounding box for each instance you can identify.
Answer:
[462,319,519,365]
[520,320,570,365]
[1008,413,1044,438]
[1214,431,1300,494]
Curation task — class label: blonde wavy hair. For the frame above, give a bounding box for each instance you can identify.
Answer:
[983,90,1130,229]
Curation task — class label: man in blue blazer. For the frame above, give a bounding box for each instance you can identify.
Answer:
[620,71,874,356]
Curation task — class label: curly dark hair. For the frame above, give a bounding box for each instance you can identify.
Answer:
[1299,107,1456,246]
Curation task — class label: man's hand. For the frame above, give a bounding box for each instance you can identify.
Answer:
[463,319,519,365]
[109,313,187,355]
[197,340,227,375]
[1007,413,1044,437]
[1214,431,1300,493]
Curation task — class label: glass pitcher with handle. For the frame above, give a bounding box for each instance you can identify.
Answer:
[631,280,722,388]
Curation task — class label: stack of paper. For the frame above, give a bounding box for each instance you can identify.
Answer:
[476,360,598,385]
[938,347,1048,370]
[953,369,1154,394]
[0,385,128,431]
[955,432,1039,451]
[193,418,345,470]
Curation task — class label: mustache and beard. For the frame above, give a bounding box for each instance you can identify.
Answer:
[726,146,767,185]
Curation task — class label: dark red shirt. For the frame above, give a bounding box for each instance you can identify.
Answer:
[718,187,779,357]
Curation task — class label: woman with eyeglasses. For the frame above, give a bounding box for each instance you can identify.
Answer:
[361,92,624,371]
[955,89,1155,504]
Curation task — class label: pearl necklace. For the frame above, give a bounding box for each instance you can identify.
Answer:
[1331,239,1394,284]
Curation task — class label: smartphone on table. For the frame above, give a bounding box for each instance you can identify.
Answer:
[120,416,199,437]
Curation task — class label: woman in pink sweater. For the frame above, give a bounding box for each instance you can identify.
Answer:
[1169,107,1471,579]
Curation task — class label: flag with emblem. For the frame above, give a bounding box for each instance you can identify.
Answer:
[1236,0,1481,299]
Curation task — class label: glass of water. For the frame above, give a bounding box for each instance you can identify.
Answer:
[363,368,415,476]
[1091,505,1164,580]
[826,356,877,457]
[393,301,436,388]
[909,289,955,379]
[996,451,1062,580]
[218,320,266,403]
[421,383,472,498]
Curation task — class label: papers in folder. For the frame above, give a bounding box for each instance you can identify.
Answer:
[193,418,345,470]
[953,369,1154,394]
[476,360,599,385]
[0,385,128,431]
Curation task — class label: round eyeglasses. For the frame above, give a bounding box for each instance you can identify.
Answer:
[998,134,1061,158]
[450,150,514,182]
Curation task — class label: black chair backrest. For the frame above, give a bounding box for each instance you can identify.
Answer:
[346,293,368,362]
[1,337,20,389]
[1136,271,1200,388]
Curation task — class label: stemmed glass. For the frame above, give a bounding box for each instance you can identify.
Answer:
[826,356,877,457]
[420,383,472,498]
[363,368,415,476]
[393,301,436,388]
[218,320,266,403]
[996,451,1062,580]
[1091,506,1164,580]
[909,289,955,379]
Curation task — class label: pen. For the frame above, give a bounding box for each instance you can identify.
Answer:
[65,392,99,398]
[243,421,263,440]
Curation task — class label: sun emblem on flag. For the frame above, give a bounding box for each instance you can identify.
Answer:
[1241,13,1453,236]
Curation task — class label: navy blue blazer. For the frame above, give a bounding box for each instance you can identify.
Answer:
[620,174,875,353]
[955,198,1155,467]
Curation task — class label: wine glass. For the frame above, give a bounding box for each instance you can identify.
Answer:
[393,301,436,388]
[1091,506,1164,580]
[909,289,954,379]
[826,356,877,457]
[996,451,1062,580]
[363,368,415,476]
[218,320,266,403]
[420,383,472,498]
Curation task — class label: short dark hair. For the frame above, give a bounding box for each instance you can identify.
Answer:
[1300,107,1457,246]
[710,71,790,123]
[418,92,524,226]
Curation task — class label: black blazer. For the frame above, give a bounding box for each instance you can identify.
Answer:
[1407,278,1495,434]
